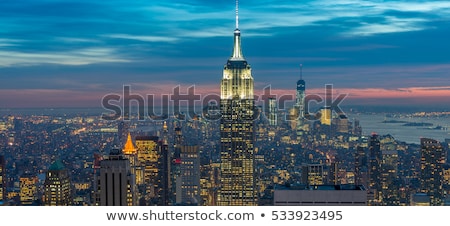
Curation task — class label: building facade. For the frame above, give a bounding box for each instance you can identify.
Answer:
[219,2,256,206]
[95,149,136,206]
[368,134,382,205]
[44,160,72,206]
[420,138,445,206]
[0,156,5,203]
[178,145,201,205]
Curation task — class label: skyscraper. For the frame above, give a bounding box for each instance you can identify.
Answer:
[135,135,159,204]
[19,174,38,205]
[301,164,325,186]
[420,138,445,206]
[157,140,170,206]
[268,97,277,126]
[368,134,382,205]
[178,145,201,205]
[354,146,368,188]
[96,149,136,206]
[0,156,5,203]
[295,64,306,133]
[171,126,183,204]
[122,133,141,185]
[380,150,399,205]
[219,1,256,206]
[44,160,72,206]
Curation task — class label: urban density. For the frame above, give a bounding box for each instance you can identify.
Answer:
[0,1,449,207]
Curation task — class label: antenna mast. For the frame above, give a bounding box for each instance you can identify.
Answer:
[236,0,239,29]
[300,64,303,80]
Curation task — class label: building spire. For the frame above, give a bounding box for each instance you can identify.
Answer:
[236,0,239,29]
[300,64,303,80]
[231,0,243,60]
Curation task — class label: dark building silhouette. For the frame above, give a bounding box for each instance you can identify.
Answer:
[95,149,136,206]
[368,134,382,205]
[355,146,368,188]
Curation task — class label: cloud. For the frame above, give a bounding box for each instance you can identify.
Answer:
[0,0,449,108]
[345,17,429,36]
[103,34,178,43]
[324,44,398,52]
[0,48,129,67]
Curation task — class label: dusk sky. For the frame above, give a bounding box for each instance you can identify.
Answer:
[0,0,450,108]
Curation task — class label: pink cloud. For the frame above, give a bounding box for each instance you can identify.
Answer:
[0,85,448,108]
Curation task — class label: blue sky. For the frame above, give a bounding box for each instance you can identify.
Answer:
[0,0,449,107]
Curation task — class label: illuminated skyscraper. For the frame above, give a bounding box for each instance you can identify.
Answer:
[44,160,71,206]
[268,97,277,126]
[295,64,306,133]
[420,138,445,206]
[96,149,136,206]
[122,133,141,185]
[368,134,382,205]
[301,164,325,186]
[19,174,38,205]
[380,150,399,205]
[178,145,201,205]
[219,1,256,206]
[320,107,332,126]
[0,156,5,203]
[135,136,159,203]
[172,126,183,204]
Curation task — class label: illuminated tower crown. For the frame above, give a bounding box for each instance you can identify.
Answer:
[220,0,254,100]
[122,132,136,155]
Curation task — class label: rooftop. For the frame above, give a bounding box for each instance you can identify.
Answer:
[276,184,366,191]
[48,159,65,171]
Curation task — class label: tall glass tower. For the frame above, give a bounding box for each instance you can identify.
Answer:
[295,65,306,123]
[218,1,256,206]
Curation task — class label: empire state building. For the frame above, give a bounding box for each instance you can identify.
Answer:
[218,1,256,206]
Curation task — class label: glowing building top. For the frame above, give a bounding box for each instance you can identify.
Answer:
[221,0,254,100]
[122,133,136,155]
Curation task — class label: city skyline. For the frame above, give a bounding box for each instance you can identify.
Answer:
[1,0,450,108]
[1,0,450,208]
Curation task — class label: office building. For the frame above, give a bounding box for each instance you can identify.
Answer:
[178,145,201,205]
[420,138,445,206]
[219,2,256,206]
[44,160,72,206]
[368,134,382,205]
[95,149,136,206]
[19,174,38,205]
